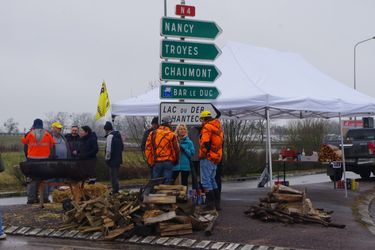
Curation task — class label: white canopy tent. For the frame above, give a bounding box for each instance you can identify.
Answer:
[112,41,375,118]
[112,41,375,196]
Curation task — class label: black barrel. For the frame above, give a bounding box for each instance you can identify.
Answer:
[20,159,96,181]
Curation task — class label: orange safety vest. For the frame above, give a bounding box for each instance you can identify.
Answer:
[145,125,180,166]
[21,129,55,159]
[199,118,224,165]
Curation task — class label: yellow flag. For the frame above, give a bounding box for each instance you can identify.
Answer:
[95,81,111,120]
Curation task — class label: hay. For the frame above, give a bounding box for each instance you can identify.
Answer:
[52,183,108,203]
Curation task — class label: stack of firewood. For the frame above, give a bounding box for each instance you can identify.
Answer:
[61,191,139,240]
[142,184,217,236]
[142,184,192,236]
[61,184,217,240]
[319,144,342,162]
[244,185,345,228]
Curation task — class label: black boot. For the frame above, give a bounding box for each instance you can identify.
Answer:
[213,189,221,211]
[203,190,215,211]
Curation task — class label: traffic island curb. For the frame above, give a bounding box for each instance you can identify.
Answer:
[352,187,375,235]
[0,191,27,198]
[2,224,301,250]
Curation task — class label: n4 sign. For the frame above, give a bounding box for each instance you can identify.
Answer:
[176,4,195,17]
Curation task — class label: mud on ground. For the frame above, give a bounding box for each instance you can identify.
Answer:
[2,203,64,229]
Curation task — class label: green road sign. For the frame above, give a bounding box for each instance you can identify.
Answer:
[161,40,221,61]
[161,17,222,40]
[160,85,220,100]
[160,62,221,82]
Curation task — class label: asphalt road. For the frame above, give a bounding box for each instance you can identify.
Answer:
[205,172,374,250]
[0,172,360,206]
[1,172,373,250]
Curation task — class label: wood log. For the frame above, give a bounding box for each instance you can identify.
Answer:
[104,224,134,240]
[159,222,193,236]
[173,216,192,224]
[82,226,102,233]
[159,222,192,232]
[154,184,185,190]
[142,209,163,219]
[148,193,167,197]
[156,190,177,196]
[189,215,205,230]
[143,195,176,204]
[272,193,303,202]
[160,229,192,236]
[275,185,303,195]
[143,211,176,225]
[103,221,115,228]
[204,216,218,236]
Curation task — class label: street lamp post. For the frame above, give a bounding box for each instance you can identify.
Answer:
[353,36,375,127]
[354,36,375,90]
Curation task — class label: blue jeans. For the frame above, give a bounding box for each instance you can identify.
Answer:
[200,159,218,191]
[0,209,4,235]
[27,179,48,202]
[152,161,174,184]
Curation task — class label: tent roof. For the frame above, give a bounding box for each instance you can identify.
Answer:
[112,41,375,119]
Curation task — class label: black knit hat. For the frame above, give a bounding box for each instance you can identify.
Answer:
[33,119,43,129]
[104,121,113,131]
[151,116,158,125]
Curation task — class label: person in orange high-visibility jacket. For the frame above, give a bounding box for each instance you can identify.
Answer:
[145,116,179,184]
[21,118,55,204]
[22,120,55,159]
[199,109,224,211]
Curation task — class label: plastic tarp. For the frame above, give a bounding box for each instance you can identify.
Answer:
[112,41,375,119]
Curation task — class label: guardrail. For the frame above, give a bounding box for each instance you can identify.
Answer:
[0,133,24,136]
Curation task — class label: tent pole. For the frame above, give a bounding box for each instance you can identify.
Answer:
[339,113,348,198]
[266,108,273,189]
[264,111,269,187]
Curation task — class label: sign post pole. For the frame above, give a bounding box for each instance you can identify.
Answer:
[179,0,186,103]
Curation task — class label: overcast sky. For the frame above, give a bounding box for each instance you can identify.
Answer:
[1,0,375,130]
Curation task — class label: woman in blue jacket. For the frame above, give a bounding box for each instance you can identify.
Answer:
[173,123,195,187]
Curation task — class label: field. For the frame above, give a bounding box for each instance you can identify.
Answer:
[0,151,25,191]
[0,135,149,192]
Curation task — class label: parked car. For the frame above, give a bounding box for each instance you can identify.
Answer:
[325,128,375,180]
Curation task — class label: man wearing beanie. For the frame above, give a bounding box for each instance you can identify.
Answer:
[103,121,124,194]
[21,118,55,204]
[141,116,159,177]
[141,117,159,152]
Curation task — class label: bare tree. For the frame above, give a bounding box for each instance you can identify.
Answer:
[326,120,340,135]
[125,117,147,145]
[223,119,264,174]
[3,118,19,134]
[71,112,106,137]
[148,79,161,90]
[286,118,329,154]
[44,112,70,130]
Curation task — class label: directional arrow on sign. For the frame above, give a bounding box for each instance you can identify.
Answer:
[160,62,221,82]
[160,85,220,100]
[161,17,222,40]
[161,40,221,61]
